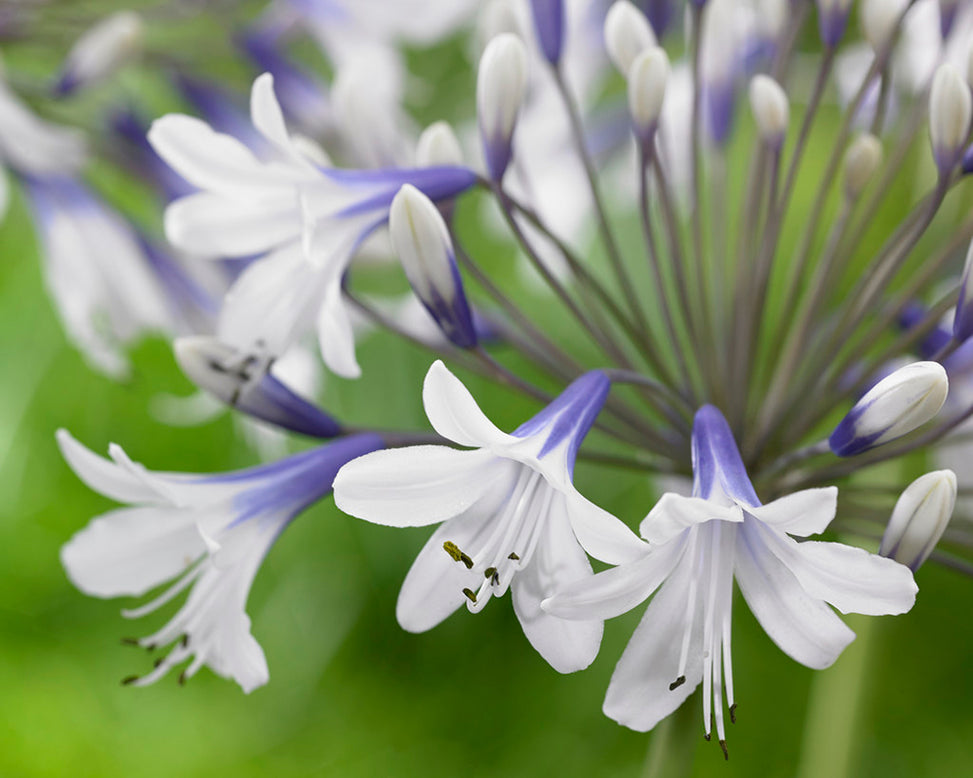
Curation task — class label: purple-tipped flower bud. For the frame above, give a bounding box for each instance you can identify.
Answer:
[627,47,669,145]
[953,239,973,342]
[53,11,143,97]
[604,1,657,76]
[929,63,972,174]
[829,361,949,456]
[389,185,477,348]
[880,470,957,570]
[940,0,961,39]
[749,74,789,148]
[528,0,565,66]
[816,0,852,48]
[477,33,529,181]
[174,337,343,438]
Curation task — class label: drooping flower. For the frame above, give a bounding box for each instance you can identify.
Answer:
[543,405,917,751]
[58,429,384,691]
[149,72,477,378]
[333,360,646,673]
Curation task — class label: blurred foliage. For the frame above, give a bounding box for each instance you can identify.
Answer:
[2,3,973,776]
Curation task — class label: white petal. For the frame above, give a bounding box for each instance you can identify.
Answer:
[317,281,361,378]
[639,493,743,545]
[563,491,650,566]
[421,360,513,448]
[57,430,163,505]
[60,506,206,597]
[747,487,838,537]
[761,532,917,616]
[250,73,292,152]
[165,191,301,257]
[395,501,502,632]
[735,520,855,669]
[543,535,686,621]
[334,446,511,526]
[148,115,297,196]
[512,513,602,674]
[603,560,703,732]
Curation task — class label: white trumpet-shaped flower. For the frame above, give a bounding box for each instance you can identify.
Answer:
[334,360,646,673]
[543,405,917,752]
[58,430,383,691]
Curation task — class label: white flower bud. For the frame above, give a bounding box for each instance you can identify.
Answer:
[54,11,143,96]
[416,121,464,167]
[880,470,956,570]
[843,133,883,198]
[389,185,476,348]
[748,74,790,147]
[929,62,972,172]
[860,0,909,52]
[476,33,528,180]
[604,1,657,76]
[627,47,669,142]
[830,361,949,456]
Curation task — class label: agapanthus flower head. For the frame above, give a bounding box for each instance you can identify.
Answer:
[58,430,383,691]
[334,360,646,673]
[544,406,917,752]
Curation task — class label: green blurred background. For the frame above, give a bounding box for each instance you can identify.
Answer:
[2,2,973,776]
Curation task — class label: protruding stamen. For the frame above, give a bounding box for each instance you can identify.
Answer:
[669,675,686,691]
[121,675,140,686]
[120,637,140,647]
[508,552,520,560]
[443,541,474,569]
[729,704,737,724]
[462,588,478,603]
[719,740,729,760]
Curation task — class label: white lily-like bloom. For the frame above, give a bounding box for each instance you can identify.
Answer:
[543,405,917,751]
[149,73,476,378]
[58,429,383,691]
[0,74,85,221]
[21,176,172,377]
[334,360,646,673]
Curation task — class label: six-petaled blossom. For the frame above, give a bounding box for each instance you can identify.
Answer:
[333,360,646,673]
[543,405,917,753]
[148,72,477,378]
[58,429,383,692]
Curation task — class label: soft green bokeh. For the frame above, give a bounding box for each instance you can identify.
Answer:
[2,7,973,776]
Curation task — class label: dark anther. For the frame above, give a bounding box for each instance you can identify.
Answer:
[120,637,140,647]
[153,658,164,669]
[719,740,729,761]
[443,541,474,568]
[508,552,520,560]
[121,675,140,686]
[180,634,189,648]
[178,670,187,686]
[729,703,737,724]
[462,588,477,603]
[703,733,711,741]
[484,567,497,580]
[669,675,686,691]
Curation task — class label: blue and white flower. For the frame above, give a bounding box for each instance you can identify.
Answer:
[544,406,917,749]
[334,360,646,673]
[58,429,384,691]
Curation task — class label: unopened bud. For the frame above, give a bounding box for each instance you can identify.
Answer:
[816,0,853,47]
[953,239,973,342]
[477,33,528,181]
[627,48,669,144]
[843,133,883,198]
[604,1,657,76]
[929,63,972,173]
[389,185,477,348]
[829,361,949,456]
[54,11,143,96]
[860,0,909,52]
[528,0,565,65]
[749,75,789,147]
[416,121,464,167]
[174,336,343,438]
[880,470,956,570]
